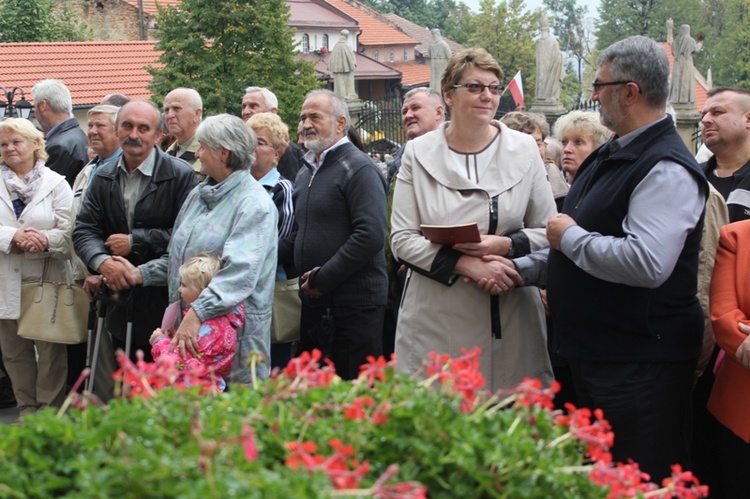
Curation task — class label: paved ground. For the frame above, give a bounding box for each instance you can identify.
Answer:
[0,406,20,425]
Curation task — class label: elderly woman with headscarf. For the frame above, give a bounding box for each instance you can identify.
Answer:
[117,114,278,382]
[0,118,73,415]
[390,47,556,391]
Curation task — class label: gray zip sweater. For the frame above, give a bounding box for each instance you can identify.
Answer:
[290,142,388,307]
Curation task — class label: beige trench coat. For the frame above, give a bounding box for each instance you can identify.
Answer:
[391,121,555,391]
[0,165,72,320]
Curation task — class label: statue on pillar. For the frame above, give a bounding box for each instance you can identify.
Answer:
[669,24,703,107]
[534,12,564,104]
[666,18,674,44]
[429,29,451,92]
[330,30,357,101]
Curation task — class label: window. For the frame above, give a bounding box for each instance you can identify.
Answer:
[302,34,309,53]
[322,34,329,50]
[374,51,379,61]
[389,51,395,63]
[404,50,408,61]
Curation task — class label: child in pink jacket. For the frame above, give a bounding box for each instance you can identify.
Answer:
[150,254,243,387]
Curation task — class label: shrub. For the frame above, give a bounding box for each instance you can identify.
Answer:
[0,348,707,498]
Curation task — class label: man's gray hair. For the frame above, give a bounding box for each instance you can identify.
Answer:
[304,89,350,127]
[31,79,73,114]
[116,100,165,131]
[244,86,278,110]
[169,87,203,111]
[87,104,120,122]
[403,87,443,105]
[195,114,257,171]
[597,36,670,110]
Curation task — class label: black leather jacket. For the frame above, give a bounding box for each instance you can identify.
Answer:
[72,147,198,346]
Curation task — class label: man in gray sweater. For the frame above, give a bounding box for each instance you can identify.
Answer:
[286,89,387,380]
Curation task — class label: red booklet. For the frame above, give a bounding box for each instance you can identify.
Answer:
[421,223,481,245]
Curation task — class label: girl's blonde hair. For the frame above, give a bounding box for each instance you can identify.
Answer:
[179,253,222,291]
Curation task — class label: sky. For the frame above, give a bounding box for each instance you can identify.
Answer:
[462,0,601,21]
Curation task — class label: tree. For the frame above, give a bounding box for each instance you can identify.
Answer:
[703,0,750,89]
[358,0,472,33]
[595,0,704,50]
[469,0,538,99]
[148,0,320,129]
[441,2,475,45]
[0,0,90,42]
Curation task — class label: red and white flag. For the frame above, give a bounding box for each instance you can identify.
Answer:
[507,71,524,109]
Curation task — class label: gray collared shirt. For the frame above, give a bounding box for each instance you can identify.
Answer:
[92,148,156,271]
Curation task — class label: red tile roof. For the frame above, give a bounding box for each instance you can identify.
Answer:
[297,51,401,80]
[387,61,431,86]
[288,0,359,31]
[0,41,162,107]
[121,0,183,17]
[659,42,708,112]
[325,0,417,47]
[383,13,463,57]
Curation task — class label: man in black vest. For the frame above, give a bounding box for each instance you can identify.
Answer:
[502,36,708,479]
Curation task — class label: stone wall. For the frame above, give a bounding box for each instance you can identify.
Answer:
[80,0,157,41]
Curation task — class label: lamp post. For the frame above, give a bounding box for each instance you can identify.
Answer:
[0,86,33,119]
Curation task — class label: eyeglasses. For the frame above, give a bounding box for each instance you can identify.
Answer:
[452,83,503,95]
[591,80,638,93]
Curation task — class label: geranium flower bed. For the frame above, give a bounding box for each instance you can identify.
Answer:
[0,348,707,498]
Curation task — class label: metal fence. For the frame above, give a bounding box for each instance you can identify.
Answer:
[354,97,404,156]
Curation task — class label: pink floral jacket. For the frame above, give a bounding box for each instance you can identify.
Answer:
[152,303,244,381]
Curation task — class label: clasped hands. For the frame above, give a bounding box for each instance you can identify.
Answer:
[99,254,142,291]
[452,213,577,296]
[11,227,48,254]
[453,235,520,296]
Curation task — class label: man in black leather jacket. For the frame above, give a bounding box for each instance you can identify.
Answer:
[73,100,197,362]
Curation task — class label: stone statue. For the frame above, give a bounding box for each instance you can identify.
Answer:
[534,12,564,103]
[330,30,357,101]
[666,18,674,44]
[429,29,451,92]
[669,24,703,106]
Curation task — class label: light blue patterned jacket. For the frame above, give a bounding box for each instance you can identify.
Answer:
[140,169,278,382]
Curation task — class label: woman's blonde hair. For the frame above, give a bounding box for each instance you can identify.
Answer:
[441,47,504,98]
[245,112,290,153]
[0,118,48,163]
[179,253,222,291]
[552,111,611,147]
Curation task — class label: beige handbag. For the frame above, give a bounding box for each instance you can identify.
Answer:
[271,278,301,344]
[18,259,89,345]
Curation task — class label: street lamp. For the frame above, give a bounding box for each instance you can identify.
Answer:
[0,86,33,119]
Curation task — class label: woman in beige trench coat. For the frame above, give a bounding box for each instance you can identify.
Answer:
[390,48,556,391]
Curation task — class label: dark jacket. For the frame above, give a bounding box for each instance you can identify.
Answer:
[290,142,388,307]
[45,117,89,187]
[703,156,750,222]
[72,147,198,346]
[277,141,304,183]
[547,116,708,363]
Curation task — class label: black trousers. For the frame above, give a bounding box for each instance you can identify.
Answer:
[569,359,696,481]
[712,413,750,499]
[299,303,384,380]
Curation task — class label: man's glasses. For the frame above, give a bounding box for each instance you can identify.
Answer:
[453,83,504,95]
[591,80,638,93]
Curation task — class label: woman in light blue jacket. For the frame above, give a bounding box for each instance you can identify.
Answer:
[119,114,278,382]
